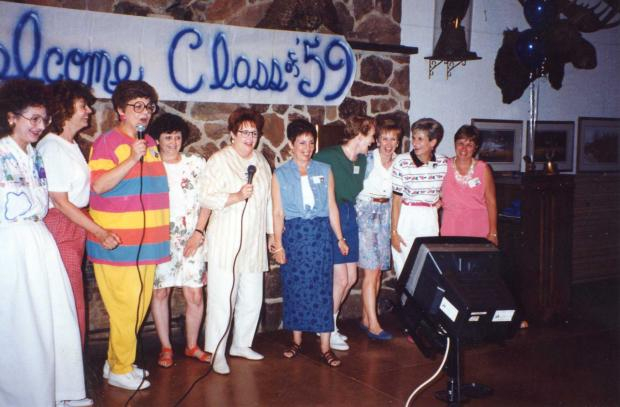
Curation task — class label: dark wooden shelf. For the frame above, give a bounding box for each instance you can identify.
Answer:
[348,41,418,55]
[496,174,574,324]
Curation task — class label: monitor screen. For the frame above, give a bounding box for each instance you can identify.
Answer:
[399,236,499,302]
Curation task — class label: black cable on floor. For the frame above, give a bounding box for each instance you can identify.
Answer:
[173,199,249,406]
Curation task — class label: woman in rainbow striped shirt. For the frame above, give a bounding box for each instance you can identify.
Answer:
[87,80,170,391]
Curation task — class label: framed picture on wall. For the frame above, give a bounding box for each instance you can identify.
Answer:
[531,121,575,172]
[577,117,620,172]
[471,119,523,172]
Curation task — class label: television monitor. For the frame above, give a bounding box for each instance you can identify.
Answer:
[398,237,518,343]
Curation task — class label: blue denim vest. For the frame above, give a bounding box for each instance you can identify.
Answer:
[275,159,330,220]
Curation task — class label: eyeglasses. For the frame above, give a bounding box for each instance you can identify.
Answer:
[126,101,158,114]
[17,113,51,127]
[237,130,259,138]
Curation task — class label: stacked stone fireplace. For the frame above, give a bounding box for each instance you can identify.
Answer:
[23,0,412,338]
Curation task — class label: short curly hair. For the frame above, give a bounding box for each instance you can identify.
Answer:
[343,115,376,143]
[0,78,48,138]
[454,125,481,152]
[286,119,317,143]
[377,118,403,141]
[148,113,191,149]
[227,107,264,135]
[111,80,158,119]
[46,80,96,135]
[411,117,444,145]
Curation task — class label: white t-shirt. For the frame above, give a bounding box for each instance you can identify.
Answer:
[37,133,90,208]
[300,175,316,209]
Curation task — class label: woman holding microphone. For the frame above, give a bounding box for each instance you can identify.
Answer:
[87,80,169,391]
[199,107,273,375]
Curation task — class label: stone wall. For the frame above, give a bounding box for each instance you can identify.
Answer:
[16,0,411,337]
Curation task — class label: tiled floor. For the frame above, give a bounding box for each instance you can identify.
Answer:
[85,281,620,406]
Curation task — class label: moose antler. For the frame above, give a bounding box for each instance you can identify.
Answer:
[495,0,619,103]
[557,0,620,32]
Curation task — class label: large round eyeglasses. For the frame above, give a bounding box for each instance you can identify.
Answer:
[126,101,158,114]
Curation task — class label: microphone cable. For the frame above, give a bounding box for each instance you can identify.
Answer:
[125,134,149,406]
[173,197,250,406]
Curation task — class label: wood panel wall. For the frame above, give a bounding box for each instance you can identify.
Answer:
[571,174,620,282]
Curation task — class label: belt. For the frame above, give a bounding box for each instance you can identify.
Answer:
[359,196,390,204]
[402,201,435,207]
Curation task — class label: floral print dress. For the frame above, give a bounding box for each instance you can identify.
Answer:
[154,153,207,288]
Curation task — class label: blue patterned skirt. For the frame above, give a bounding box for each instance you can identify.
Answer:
[281,216,334,333]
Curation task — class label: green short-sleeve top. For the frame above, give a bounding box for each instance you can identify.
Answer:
[314,145,367,204]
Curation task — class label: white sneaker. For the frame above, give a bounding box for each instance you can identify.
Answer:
[102,361,149,380]
[319,331,348,341]
[334,331,348,342]
[56,398,94,407]
[330,333,350,351]
[108,371,151,391]
[229,346,264,360]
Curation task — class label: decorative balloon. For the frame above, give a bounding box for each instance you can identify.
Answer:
[523,0,558,31]
[515,29,546,71]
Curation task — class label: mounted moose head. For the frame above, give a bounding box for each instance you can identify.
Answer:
[494,0,620,104]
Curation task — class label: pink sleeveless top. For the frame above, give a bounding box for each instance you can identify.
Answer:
[440,158,489,238]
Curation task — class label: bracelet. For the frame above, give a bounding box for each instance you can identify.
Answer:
[391,230,398,235]
[194,228,205,236]
[489,232,497,237]
[272,247,284,253]
[337,237,346,243]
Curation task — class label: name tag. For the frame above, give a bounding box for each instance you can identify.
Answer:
[312,175,324,184]
[149,147,160,159]
[468,177,481,188]
[353,165,360,174]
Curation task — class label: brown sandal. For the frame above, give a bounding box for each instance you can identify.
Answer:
[320,350,341,367]
[283,342,302,359]
[158,347,174,368]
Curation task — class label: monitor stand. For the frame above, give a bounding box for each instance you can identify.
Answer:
[434,336,493,406]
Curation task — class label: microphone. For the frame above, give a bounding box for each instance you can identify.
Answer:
[135,124,146,163]
[136,124,146,140]
[247,165,257,184]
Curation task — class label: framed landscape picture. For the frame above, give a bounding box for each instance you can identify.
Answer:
[471,119,523,172]
[577,117,620,172]
[531,121,575,172]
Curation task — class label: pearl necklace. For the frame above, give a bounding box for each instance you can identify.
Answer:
[454,159,475,185]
